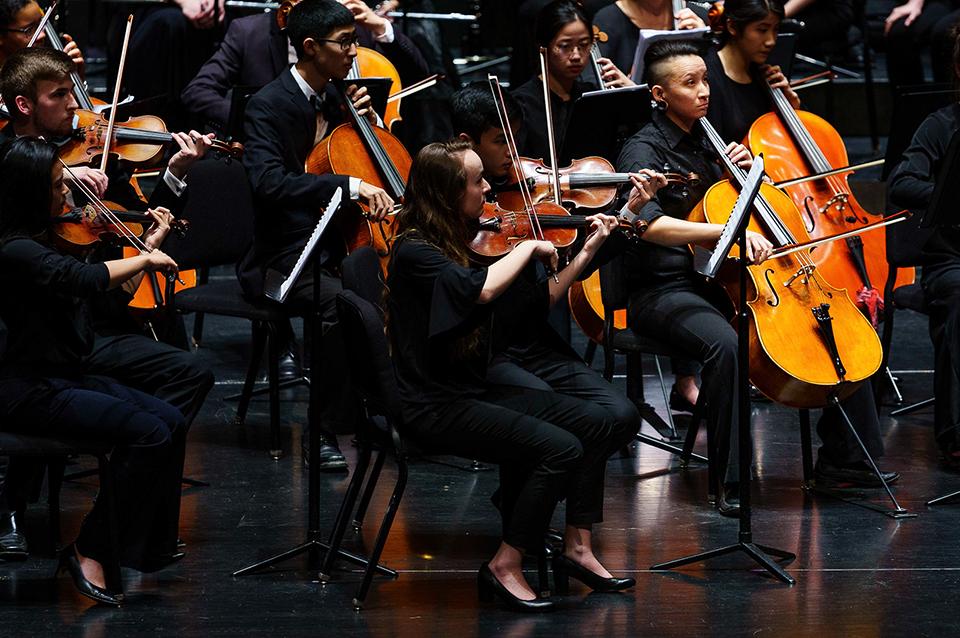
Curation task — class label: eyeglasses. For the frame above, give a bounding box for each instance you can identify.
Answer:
[552,40,593,57]
[315,34,361,51]
[3,21,40,35]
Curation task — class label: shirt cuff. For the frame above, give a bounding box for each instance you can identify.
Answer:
[374,21,395,43]
[162,168,187,197]
[349,177,361,200]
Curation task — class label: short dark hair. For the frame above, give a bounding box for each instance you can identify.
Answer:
[286,0,354,59]
[714,0,785,43]
[535,0,592,49]
[0,0,31,29]
[644,40,703,85]
[0,136,58,241]
[450,82,523,142]
[0,47,73,123]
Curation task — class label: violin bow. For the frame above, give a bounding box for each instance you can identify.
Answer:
[58,159,149,252]
[538,47,563,207]
[99,14,133,173]
[26,0,57,48]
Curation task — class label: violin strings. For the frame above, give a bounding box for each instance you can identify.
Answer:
[59,160,149,253]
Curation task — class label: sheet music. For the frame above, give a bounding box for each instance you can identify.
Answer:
[695,156,766,279]
[264,187,343,303]
[629,27,711,84]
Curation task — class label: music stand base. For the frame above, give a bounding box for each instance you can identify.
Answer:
[651,540,796,585]
[637,432,708,464]
[927,489,960,507]
[231,532,397,579]
[803,483,917,519]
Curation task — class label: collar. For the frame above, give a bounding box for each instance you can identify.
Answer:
[652,109,695,150]
[289,66,317,103]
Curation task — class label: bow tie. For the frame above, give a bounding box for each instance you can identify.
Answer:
[310,93,326,112]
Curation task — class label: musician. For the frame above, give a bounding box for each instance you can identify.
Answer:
[180,0,429,134]
[592,0,707,78]
[615,41,899,514]
[238,0,394,470]
[887,25,960,470]
[450,82,524,190]
[884,0,960,90]
[783,0,857,61]
[0,0,84,72]
[703,0,799,148]
[387,140,636,612]
[0,136,187,605]
[0,46,214,560]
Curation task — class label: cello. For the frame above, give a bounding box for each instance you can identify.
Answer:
[692,117,882,408]
[746,81,913,326]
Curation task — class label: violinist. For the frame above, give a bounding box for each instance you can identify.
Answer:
[450,82,524,190]
[0,0,84,72]
[0,136,187,605]
[0,47,214,562]
[386,140,636,612]
[238,0,394,470]
[593,0,707,78]
[702,0,799,148]
[887,25,960,470]
[616,41,899,515]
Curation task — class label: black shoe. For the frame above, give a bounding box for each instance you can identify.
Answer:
[669,386,696,413]
[303,435,348,472]
[278,351,301,383]
[477,563,554,612]
[55,545,122,607]
[0,512,28,561]
[716,483,740,518]
[551,554,635,594]
[815,459,901,488]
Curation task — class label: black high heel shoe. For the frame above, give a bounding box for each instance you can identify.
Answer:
[55,545,122,607]
[477,563,554,612]
[669,385,696,414]
[552,554,635,594]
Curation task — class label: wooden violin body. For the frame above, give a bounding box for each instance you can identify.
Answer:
[497,156,628,211]
[468,201,583,263]
[690,180,882,408]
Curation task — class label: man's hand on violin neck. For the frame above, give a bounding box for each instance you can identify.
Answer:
[67,167,109,199]
[168,131,215,179]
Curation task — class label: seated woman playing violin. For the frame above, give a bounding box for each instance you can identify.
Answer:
[386,140,638,612]
[615,40,899,514]
[0,136,188,606]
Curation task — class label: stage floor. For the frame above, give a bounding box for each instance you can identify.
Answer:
[0,295,954,637]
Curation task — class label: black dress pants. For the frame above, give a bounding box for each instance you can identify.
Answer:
[886,0,960,89]
[414,386,632,554]
[923,264,960,453]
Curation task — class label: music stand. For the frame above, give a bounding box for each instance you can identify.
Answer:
[651,157,797,584]
[561,85,652,163]
[344,77,392,123]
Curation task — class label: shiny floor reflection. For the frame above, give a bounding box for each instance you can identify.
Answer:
[0,304,954,637]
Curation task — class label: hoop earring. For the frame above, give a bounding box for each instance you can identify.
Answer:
[656,99,668,111]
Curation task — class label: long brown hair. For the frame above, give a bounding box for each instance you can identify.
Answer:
[394,139,474,265]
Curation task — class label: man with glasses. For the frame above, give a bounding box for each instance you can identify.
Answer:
[0,1,84,72]
[238,0,393,471]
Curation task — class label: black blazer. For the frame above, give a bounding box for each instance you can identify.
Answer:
[237,69,350,298]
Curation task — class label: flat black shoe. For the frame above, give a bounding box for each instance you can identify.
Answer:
[669,386,696,414]
[55,545,122,607]
[477,563,554,612]
[552,554,634,594]
[815,459,900,488]
[716,483,740,518]
[0,512,28,561]
[317,436,348,472]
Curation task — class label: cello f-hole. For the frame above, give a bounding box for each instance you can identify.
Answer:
[764,268,781,307]
[802,196,817,233]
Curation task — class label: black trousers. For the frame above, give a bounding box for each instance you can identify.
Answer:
[0,376,184,570]
[629,284,885,484]
[413,384,634,554]
[923,264,960,453]
[886,0,960,88]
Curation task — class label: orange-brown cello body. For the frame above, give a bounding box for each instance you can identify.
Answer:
[354,47,404,131]
[747,110,914,313]
[691,180,882,408]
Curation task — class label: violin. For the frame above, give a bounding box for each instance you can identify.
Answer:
[53,202,188,250]
[59,109,243,167]
[689,118,882,408]
[305,81,410,269]
[746,82,914,325]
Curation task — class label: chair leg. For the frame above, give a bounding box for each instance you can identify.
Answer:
[235,321,268,427]
[96,454,123,597]
[353,455,407,610]
[192,313,206,349]
[583,341,597,367]
[799,408,814,486]
[47,459,65,552]
[266,322,283,459]
[353,450,387,531]
[680,398,705,465]
[652,355,678,439]
[319,445,373,580]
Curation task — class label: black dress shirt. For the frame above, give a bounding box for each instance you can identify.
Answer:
[615,109,722,298]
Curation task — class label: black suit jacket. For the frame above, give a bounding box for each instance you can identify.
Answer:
[238,69,350,298]
[181,11,429,131]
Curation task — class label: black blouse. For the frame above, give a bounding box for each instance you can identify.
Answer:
[512,76,592,165]
[386,234,551,422]
[0,238,109,378]
[615,110,722,297]
[703,46,770,145]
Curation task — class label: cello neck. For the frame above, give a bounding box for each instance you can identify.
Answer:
[590,46,607,91]
[672,0,686,28]
[43,22,96,112]
[340,85,406,199]
[765,83,833,175]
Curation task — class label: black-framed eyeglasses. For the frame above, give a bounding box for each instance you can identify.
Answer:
[315,34,360,51]
[3,21,40,35]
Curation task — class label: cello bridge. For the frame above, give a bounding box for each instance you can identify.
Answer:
[783,264,817,288]
[819,193,849,215]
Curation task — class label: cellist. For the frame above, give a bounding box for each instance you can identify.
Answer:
[237,0,393,471]
[612,41,899,515]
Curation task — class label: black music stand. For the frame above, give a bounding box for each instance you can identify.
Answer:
[233,191,395,581]
[561,85,652,163]
[651,157,797,584]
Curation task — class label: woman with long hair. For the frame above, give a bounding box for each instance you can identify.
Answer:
[386,140,644,612]
[0,137,185,606]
